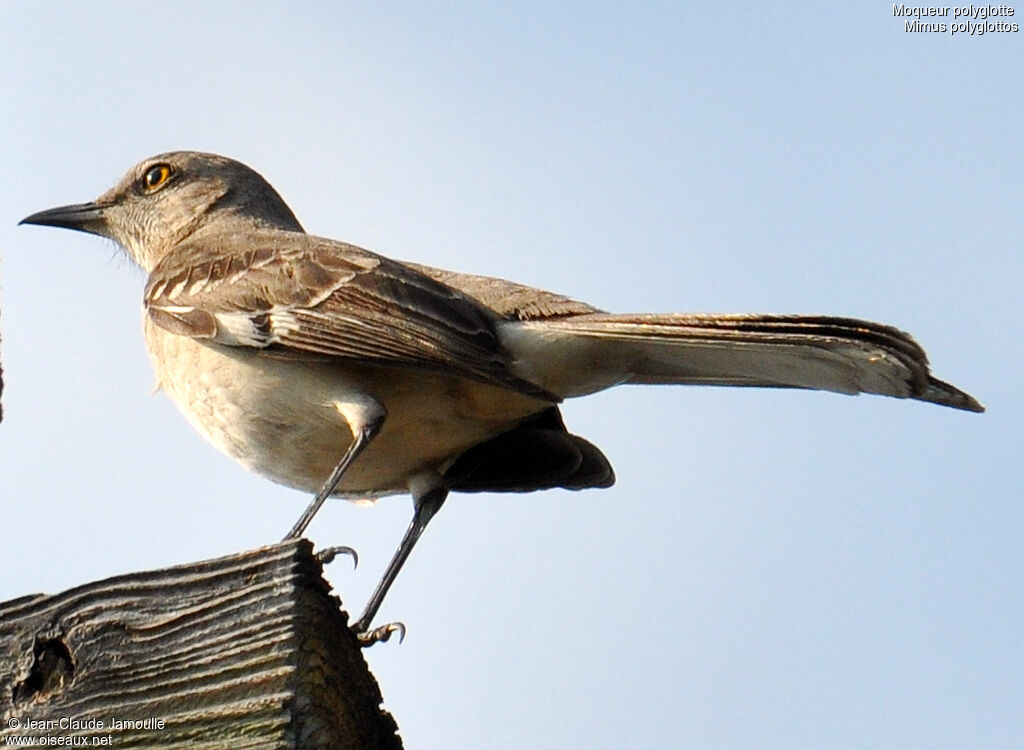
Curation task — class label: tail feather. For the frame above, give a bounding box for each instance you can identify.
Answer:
[501,313,983,412]
[444,407,615,492]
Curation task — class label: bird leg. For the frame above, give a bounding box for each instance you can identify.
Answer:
[352,482,448,644]
[283,416,383,541]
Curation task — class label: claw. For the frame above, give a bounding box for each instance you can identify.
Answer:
[316,545,359,569]
[356,621,406,646]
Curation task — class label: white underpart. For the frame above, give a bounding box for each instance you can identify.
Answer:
[333,393,386,437]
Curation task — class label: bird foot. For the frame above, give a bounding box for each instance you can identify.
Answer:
[315,545,359,569]
[355,621,406,646]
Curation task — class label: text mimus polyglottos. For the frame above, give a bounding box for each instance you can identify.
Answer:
[22,151,982,642]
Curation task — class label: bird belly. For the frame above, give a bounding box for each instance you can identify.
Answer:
[144,320,551,499]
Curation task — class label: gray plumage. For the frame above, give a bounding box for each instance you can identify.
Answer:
[21,151,983,639]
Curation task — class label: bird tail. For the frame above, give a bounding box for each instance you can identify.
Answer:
[501,313,983,412]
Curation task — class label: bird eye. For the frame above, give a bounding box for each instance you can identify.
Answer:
[142,164,173,192]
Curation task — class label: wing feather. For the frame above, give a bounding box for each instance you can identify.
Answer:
[144,232,557,400]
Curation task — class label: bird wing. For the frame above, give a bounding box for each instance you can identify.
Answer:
[402,262,602,320]
[143,230,557,400]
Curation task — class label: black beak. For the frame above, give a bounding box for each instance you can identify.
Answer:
[20,201,110,235]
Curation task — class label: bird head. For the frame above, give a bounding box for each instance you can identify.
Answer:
[21,151,303,270]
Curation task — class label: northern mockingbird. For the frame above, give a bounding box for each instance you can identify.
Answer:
[22,151,982,642]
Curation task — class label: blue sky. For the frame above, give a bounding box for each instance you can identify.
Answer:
[2,4,1020,748]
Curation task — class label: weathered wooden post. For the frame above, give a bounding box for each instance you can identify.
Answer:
[0,540,402,749]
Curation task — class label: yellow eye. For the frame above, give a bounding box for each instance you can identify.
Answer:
[142,164,173,192]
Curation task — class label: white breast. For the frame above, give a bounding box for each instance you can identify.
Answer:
[143,318,550,499]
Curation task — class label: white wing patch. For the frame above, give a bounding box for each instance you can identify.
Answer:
[212,307,302,347]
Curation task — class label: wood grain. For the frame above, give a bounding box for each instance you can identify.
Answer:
[0,540,402,749]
